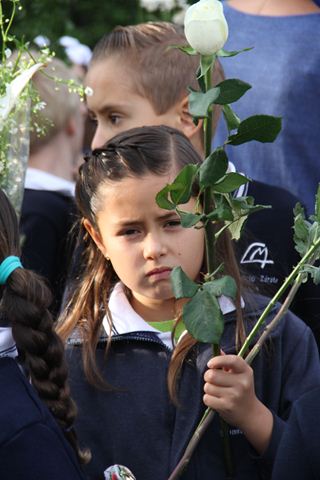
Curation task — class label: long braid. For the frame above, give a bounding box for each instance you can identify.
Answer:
[0,189,89,464]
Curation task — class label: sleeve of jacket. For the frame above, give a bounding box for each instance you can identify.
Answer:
[0,422,86,480]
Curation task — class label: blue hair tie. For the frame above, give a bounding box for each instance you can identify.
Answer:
[0,256,23,285]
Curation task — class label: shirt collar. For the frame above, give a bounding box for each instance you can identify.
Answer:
[25,167,75,197]
[0,327,18,359]
[104,282,242,337]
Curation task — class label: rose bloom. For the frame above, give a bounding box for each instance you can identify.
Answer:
[184,0,229,55]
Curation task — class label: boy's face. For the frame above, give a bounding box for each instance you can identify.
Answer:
[85,57,180,150]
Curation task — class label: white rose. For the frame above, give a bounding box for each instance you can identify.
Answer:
[184,0,228,55]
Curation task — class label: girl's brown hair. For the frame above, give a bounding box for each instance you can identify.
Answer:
[0,189,89,463]
[58,125,245,401]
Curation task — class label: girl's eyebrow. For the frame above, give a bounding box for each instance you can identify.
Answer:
[114,212,179,227]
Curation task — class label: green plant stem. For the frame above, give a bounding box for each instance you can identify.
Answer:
[238,236,320,358]
[202,58,233,479]
[168,239,320,480]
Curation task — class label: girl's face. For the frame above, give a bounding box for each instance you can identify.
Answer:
[85,58,180,150]
[85,170,204,320]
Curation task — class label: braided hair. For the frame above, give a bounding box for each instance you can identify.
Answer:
[0,189,89,464]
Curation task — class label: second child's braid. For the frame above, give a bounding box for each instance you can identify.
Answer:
[0,189,89,464]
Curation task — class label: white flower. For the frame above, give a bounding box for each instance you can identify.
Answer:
[184,0,228,55]
[0,63,43,131]
[84,86,94,97]
[140,0,175,12]
[5,49,12,59]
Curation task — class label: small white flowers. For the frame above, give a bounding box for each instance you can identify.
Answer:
[140,0,187,13]
[184,0,229,55]
[0,63,44,132]
[84,86,94,97]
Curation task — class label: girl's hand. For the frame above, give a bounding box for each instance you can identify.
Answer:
[203,355,273,454]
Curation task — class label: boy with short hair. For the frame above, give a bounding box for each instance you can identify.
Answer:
[84,21,319,345]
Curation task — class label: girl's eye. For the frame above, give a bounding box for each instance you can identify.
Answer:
[165,219,181,228]
[121,228,139,236]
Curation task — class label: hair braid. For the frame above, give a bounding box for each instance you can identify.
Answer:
[0,189,90,464]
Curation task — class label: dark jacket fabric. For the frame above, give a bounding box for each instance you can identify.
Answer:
[0,357,86,480]
[272,387,320,480]
[20,189,77,316]
[237,180,320,346]
[66,294,320,480]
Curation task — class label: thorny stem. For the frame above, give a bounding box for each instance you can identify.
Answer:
[168,238,320,480]
[238,236,320,358]
[202,60,234,478]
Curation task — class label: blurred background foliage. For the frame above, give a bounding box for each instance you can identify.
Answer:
[2,0,196,55]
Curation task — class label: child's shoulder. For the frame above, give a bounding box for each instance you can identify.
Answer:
[0,357,46,445]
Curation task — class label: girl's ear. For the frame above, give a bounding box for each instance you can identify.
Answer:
[83,219,108,257]
[178,96,203,142]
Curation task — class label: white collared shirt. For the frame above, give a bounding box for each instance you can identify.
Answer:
[25,167,75,197]
[103,282,242,350]
[0,327,18,359]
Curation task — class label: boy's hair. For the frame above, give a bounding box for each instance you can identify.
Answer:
[58,125,244,400]
[0,189,89,463]
[30,56,81,154]
[91,22,224,128]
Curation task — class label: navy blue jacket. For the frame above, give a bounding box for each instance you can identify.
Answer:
[66,295,320,480]
[272,387,320,479]
[0,357,86,480]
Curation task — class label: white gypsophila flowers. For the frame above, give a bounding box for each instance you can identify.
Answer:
[184,0,228,55]
[140,0,177,12]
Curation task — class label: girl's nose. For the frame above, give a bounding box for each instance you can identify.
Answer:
[143,233,167,260]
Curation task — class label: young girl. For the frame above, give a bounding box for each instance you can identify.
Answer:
[58,125,320,480]
[0,189,88,479]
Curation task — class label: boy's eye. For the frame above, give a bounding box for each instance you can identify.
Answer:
[88,112,97,124]
[109,113,121,125]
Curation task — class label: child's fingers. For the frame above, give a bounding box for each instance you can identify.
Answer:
[204,367,239,387]
[207,354,247,373]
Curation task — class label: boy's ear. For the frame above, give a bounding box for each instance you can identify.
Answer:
[65,116,76,136]
[178,96,203,142]
[83,219,108,258]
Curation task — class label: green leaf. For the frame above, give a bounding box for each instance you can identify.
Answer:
[178,210,204,228]
[314,185,320,222]
[199,148,228,187]
[183,288,224,344]
[170,164,198,205]
[207,195,234,222]
[169,44,198,56]
[204,276,237,300]
[213,172,249,193]
[226,115,282,145]
[156,185,176,211]
[188,87,220,118]
[301,265,320,285]
[222,104,241,131]
[215,79,251,105]
[217,47,253,57]
[199,54,216,78]
[226,215,248,241]
[171,267,199,299]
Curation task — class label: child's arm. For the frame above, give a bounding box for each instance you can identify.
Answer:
[203,355,273,454]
